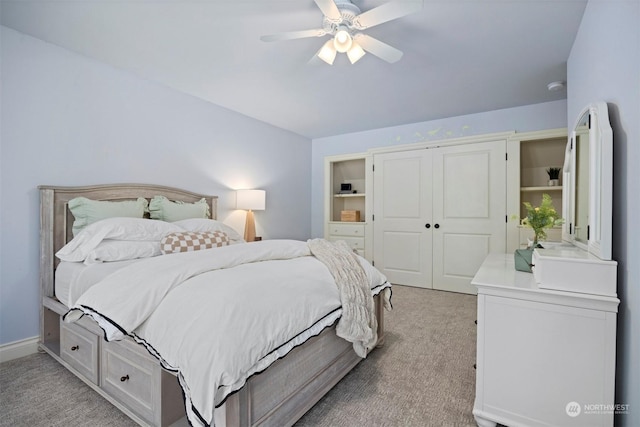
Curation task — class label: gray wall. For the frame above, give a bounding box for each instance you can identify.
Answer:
[0,26,312,345]
[310,100,567,237]
[568,1,640,424]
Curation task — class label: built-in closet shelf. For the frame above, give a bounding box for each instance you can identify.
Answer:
[507,129,568,253]
[520,186,563,192]
[324,153,372,261]
[333,193,366,198]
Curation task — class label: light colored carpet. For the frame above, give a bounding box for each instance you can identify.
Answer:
[0,285,477,427]
[296,285,478,427]
[0,351,137,427]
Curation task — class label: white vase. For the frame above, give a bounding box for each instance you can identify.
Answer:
[548,179,559,186]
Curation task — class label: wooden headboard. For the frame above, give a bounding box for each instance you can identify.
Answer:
[39,184,218,299]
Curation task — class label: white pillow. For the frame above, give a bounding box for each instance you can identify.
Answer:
[83,240,162,265]
[172,218,245,244]
[57,217,183,263]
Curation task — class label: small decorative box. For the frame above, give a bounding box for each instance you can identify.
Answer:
[340,210,361,222]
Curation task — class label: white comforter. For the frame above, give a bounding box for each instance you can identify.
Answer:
[64,239,389,427]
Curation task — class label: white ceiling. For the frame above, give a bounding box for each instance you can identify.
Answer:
[0,0,587,139]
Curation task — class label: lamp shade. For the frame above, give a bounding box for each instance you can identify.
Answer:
[236,189,266,211]
[347,42,366,64]
[318,39,337,65]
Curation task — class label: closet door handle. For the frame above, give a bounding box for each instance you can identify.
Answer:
[120,375,130,382]
[434,224,440,229]
[425,223,431,229]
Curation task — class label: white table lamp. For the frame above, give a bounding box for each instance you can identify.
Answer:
[236,189,265,242]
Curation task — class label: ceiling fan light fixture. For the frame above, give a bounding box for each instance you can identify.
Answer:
[261,0,422,65]
[347,42,366,64]
[333,26,353,53]
[318,39,337,65]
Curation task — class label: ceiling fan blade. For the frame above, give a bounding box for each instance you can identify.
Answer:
[260,29,327,42]
[354,34,403,63]
[353,1,423,29]
[314,0,342,22]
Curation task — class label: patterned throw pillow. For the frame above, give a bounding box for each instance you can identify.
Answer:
[160,231,229,254]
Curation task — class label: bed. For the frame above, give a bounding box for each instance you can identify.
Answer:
[39,183,389,427]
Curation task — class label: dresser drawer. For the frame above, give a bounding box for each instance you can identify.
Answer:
[101,340,160,424]
[328,223,365,237]
[328,236,365,252]
[60,320,99,384]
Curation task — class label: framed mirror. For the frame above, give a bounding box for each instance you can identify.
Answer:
[562,102,613,260]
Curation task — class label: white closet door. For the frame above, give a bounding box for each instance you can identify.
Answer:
[373,150,432,288]
[431,140,506,294]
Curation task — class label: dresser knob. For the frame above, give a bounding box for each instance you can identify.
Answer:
[120,375,130,382]
[70,345,79,351]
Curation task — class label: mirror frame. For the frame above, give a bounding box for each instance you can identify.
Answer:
[562,102,613,260]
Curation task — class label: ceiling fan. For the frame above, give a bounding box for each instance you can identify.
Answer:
[260,0,423,65]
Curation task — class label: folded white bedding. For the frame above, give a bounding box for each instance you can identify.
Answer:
[55,260,138,307]
[64,239,390,427]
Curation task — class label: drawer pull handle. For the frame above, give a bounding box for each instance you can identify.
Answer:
[70,345,79,351]
[120,375,130,382]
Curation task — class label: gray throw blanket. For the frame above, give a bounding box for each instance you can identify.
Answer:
[308,238,378,358]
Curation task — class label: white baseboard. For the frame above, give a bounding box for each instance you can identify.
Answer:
[0,336,39,363]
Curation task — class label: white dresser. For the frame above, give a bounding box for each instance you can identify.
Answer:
[327,221,366,257]
[471,254,619,427]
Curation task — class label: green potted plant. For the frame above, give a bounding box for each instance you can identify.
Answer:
[522,193,564,248]
[514,194,564,272]
[546,167,561,186]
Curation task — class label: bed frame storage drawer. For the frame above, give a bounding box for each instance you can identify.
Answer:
[60,319,99,385]
[249,326,353,423]
[101,340,161,425]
